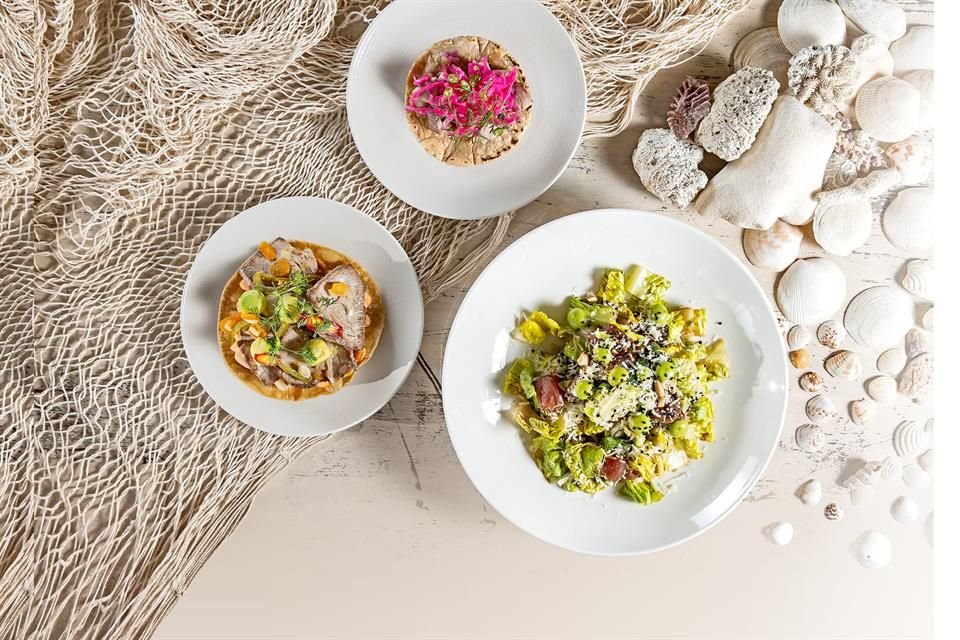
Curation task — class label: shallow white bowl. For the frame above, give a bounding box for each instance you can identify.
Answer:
[347,0,586,220]
[181,197,423,437]
[442,209,789,555]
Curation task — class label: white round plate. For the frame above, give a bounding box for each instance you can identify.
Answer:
[442,209,789,555]
[181,197,423,437]
[347,0,586,220]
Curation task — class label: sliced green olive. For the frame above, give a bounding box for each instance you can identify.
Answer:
[649,302,670,324]
[656,361,676,381]
[628,414,652,433]
[573,379,593,400]
[607,366,629,386]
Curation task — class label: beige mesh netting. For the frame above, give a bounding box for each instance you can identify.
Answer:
[1,0,748,636]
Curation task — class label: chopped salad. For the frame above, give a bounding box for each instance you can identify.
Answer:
[502,266,729,504]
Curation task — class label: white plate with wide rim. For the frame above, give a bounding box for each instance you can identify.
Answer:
[347,0,586,220]
[181,197,423,437]
[442,209,789,555]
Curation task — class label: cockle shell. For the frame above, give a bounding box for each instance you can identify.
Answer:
[696,67,780,161]
[891,26,934,75]
[902,463,930,489]
[787,324,812,349]
[898,352,933,403]
[879,455,900,480]
[900,259,934,301]
[799,371,824,393]
[777,258,846,324]
[806,395,842,426]
[787,45,859,116]
[812,198,872,256]
[796,423,827,451]
[882,187,933,250]
[918,449,934,473]
[766,521,794,545]
[743,221,803,271]
[850,398,876,426]
[733,27,792,87]
[899,70,934,131]
[905,328,931,359]
[777,0,847,55]
[855,77,921,142]
[797,479,823,505]
[854,531,891,569]
[632,129,708,208]
[844,286,914,349]
[922,307,934,331]
[825,350,862,380]
[891,496,919,524]
[877,349,906,376]
[846,35,896,116]
[817,320,847,349]
[837,0,906,43]
[866,375,898,403]
[892,420,928,457]
[885,134,933,185]
[790,348,812,369]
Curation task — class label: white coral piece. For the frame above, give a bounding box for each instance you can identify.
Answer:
[788,45,859,116]
[695,66,779,161]
[632,128,707,208]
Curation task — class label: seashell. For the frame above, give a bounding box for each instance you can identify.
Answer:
[777,0,847,55]
[817,319,846,349]
[824,502,843,521]
[799,371,824,393]
[668,77,711,140]
[837,0,906,42]
[882,187,934,250]
[904,328,932,359]
[787,45,858,116]
[885,134,933,186]
[843,461,882,489]
[891,26,934,75]
[743,221,803,271]
[892,420,928,457]
[790,348,812,369]
[855,77,921,143]
[825,350,862,380]
[806,395,842,426]
[812,198,872,256]
[795,423,827,451]
[844,286,914,349]
[922,307,934,332]
[823,130,888,191]
[890,496,919,524]
[900,259,934,301]
[898,352,933,403]
[766,521,794,546]
[632,129,707,208]
[877,349,906,376]
[846,35,896,117]
[776,258,846,324]
[918,449,933,473]
[696,67,780,161]
[899,70,934,131]
[787,324,812,350]
[732,27,792,87]
[866,375,898,403]
[850,398,876,426]
[796,479,822,505]
[879,455,900,480]
[816,168,901,209]
[697,96,836,228]
[850,485,875,506]
[902,463,930,489]
[854,530,892,569]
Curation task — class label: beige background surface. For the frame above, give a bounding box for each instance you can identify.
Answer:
[156,1,935,638]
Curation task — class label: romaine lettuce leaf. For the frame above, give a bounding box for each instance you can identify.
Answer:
[619,479,664,505]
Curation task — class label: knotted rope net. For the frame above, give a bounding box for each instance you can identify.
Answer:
[1,0,747,636]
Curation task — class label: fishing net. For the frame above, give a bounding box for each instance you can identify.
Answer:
[0,0,748,636]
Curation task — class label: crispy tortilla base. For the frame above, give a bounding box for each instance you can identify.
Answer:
[405,35,533,166]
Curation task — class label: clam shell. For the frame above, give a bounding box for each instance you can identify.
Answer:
[805,395,842,426]
[837,0,906,42]
[776,258,846,324]
[787,324,812,349]
[817,320,847,349]
[812,198,872,256]
[899,70,934,131]
[733,27,792,87]
[902,463,930,489]
[882,187,933,250]
[846,35,896,116]
[844,286,914,349]
[799,371,824,393]
[824,502,843,520]
[790,348,812,369]
[866,375,898,403]
[825,350,862,380]
[900,259,934,301]
[850,485,875,506]
[777,0,847,54]
[855,77,921,142]
[854,530,891,569]
[892,420,928,457]
[795,423,827,451]
[877,349,906,375]
[891,496,919,524]
[904,328,932,359]
[891,25,934,74]
[766,521,794,545]
[922,307,934,331]
[796,479,822,505]
[918,449,934,473]
[898,352,933,403]
[879,455,901,480]
[886,134,933,185]
[743,220,803,271]
[850,398,876,426]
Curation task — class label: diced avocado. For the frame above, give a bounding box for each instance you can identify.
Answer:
[237,289,266,314]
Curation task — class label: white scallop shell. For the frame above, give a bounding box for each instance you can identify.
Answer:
[866,375,898,403]
[900,259,934,301]
[825,350,862,380]
[837,0,906,42]
[891,25,934,74]
[899,70,934,131]
[879,455,901,480]
[886,134,932,185]
[743,220,803,271]
[766,521,794,545]
[918,449,934,473]
[844,286,914,349]
[812,198,872,256]
[817,320,847,349]
[806,395,842,426]
[855,77,921,143]
[891,496,919,524]
[892,420,928,457]
[733,27,792,87]
[922,307,934,331]
[898,352,933,403]
[799,371,823,393]
[797,479,822,505]
[902,463,930,489]
[877,349,906,375]
[796,423,827,451]
[904,328,932,359]
[850,485,875,506]
[787,324,812,349]
[882,187,933,250]
[854,530,891,569]
[850,398,876,426]
[776,258,847,324]
[778,0,847,54]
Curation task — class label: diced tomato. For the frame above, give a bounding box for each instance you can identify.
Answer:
[533,375,564,413]
[601,456,627,483]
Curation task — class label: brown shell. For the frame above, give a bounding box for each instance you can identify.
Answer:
[667,77,711,140]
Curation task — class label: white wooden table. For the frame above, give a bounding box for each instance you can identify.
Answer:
[156,2,934,637]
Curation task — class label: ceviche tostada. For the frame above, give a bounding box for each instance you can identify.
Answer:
[217,238,384,400]
[502,266,729,504]
[405,35,533,166]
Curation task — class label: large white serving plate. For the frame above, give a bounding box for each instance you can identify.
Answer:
[442,209,789,555]
[347,0,586,220]
[181,197,423,437]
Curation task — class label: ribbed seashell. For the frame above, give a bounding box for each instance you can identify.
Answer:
[918,449,934,473]
[900,259,934,301]
[743,220,803,271]
[799,371,823,393]
[787,324,812,349]
[825,350,862,380]
[776,258,846,324]
[877,349,906,376]
[854,530,892,569]
[893,420,928,457]
[902,463,930,489]
[817,319,846,349]
[879,455,901,480]
[891,25,934,75]
[766,521,794,545]
[891,496,919,524]
[855,77,921,142]
[898,352,933,403]
[886,134,933,185]
[796,479,822,505]
[850,398,876,426]
[824,502,843,521]
[777,0,847,54]
[732,27,792,87]
[846,35,896,117]
[795,423,827,451]
[905,328,932,359]
[844,286,914,349]
[882,187,933,250]
[922,307,934,332]
[850,485,875,506]
[843,461,882,489]
[806,395,842,426]
[812,198,872,256]
[837,0,906,42]
[899,70,934,131]
[866,375,898,403]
